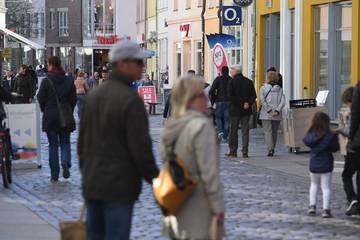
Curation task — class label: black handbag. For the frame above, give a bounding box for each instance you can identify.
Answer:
[48,78,75,131]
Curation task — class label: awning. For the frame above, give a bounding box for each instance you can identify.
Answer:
[0,27,45,50]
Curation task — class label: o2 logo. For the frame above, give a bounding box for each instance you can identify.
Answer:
[222,6,242,26]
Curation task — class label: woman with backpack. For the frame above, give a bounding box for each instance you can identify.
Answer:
[37,56,77,182]
[259,71,286,157]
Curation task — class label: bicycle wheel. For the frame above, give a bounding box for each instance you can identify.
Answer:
[1,156,9,188]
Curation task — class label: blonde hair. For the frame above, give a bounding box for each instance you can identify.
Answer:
[266,71,279,84]
[171,75,205,119]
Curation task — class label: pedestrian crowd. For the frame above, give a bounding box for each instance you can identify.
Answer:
[2,40,359,240]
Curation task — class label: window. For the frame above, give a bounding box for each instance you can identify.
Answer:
[198,0,203,8]
[176,43,182,77]
[195,41,203,75]
[158,0,168,9]
[49,9,56,29]
[58,9,69,37]
[314,2,352,118]
[174,0,178,11]
[95,0,115,35]
[186,0,191,9]
[290,10,295,100]
[209,0,215,8]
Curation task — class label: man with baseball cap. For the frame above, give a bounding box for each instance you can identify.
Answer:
[78,41,159,239]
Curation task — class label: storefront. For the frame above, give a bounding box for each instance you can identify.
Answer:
[256,0,360,119]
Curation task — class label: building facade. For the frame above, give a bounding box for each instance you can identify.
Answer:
[204,0,256,83]
[146,0,158,85]
[167,0,203,87]
[45,0,82,72]
[82,0,137,73]
[157,0,169,88]
[256,0,359,119]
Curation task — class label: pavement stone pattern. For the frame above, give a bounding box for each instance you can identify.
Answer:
[1,115,360,240]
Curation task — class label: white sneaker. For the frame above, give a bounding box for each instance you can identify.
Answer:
[346,200,360,216]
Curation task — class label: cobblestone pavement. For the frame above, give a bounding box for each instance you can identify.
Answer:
[1,115,360,240]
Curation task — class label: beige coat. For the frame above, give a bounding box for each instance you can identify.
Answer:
[160,110,225,239]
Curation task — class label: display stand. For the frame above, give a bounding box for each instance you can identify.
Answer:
[5,103,41,169]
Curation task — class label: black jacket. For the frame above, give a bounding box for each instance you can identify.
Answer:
[14,73,33,103]
[2,76,15,93]
[303,132,339,173]
[350,82,360,140]
[37,71,77,132]
[228,73,257,117]
[209,74,231,103]
[78,73,159,202]
[28,69,38,97]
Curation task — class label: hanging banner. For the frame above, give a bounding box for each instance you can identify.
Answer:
[212,43,228,73]
[5,103,41,167]
[206,34,240,49]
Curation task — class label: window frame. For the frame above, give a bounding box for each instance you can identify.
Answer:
[58,8,69,37]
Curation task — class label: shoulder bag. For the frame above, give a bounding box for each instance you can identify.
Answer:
[60,205,86,240]
[48,78,75,131]
[153,141,196,216]
[257,87,272,127]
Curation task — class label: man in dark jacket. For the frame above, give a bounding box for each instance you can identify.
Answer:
[78,41,159,240]
[209,66,231,142]
[2,70,15,104]
[14,65,33,104]
[28,65,38,97]
[227,65,257,158]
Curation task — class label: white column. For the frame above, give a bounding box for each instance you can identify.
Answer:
[280,0,292,103]
[294,0,303,99]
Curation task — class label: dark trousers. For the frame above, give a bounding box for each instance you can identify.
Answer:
[86,199,135,240]
[342,152,360,203]
[215,102,230,139]
[229,115,250,154]
[46,131,71,179]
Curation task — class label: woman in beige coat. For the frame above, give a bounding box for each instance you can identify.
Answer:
[160,75,225,239]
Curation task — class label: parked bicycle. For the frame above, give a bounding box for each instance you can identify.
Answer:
[0,121,13,188]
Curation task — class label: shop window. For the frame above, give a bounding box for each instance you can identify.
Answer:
[186,0,191,9]
[314,2,352,118]
[195,41,203,75]
[176,43,182,77]
[58,9,69,37]
[290,10,295,100]
[94,0,115,36]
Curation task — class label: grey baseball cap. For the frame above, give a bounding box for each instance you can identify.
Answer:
[109,41,149,63]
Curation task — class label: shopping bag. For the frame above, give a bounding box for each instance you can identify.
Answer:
[60,205,86,240]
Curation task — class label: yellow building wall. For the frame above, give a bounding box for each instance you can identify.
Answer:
[302,0,359,97]
[204,5,219,83]
[256,0,359,98]
[146,0,157,80]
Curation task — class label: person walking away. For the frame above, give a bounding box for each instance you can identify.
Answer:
[78,41,159,240]
[28,65,38,98]
[160,75,224,240]
[87,72,100,89]
[13,64,33,104]
[259,71,286,157]
[227,65,257,158]
[303,112,340,218]
[37,56,77,182]
[267,66,283,88]
[3,70,15,103]
[99,70,109,85]
[209,66,231,142]
[74,71,89,118]
[340,85,360,215]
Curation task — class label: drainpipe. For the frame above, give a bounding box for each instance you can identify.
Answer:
[201,0,206,76]
[218,0,223,33]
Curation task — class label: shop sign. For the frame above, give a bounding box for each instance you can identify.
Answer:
[138,86,157,107]
[180,24,190,38]
[96,35,131,45]
[233,0,253,7]
[222,6,242,26]
[2,48,12,59]
[212,43,228,73]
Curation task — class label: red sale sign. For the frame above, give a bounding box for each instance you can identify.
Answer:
[212,43,228,73]
[138,86,157,107]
